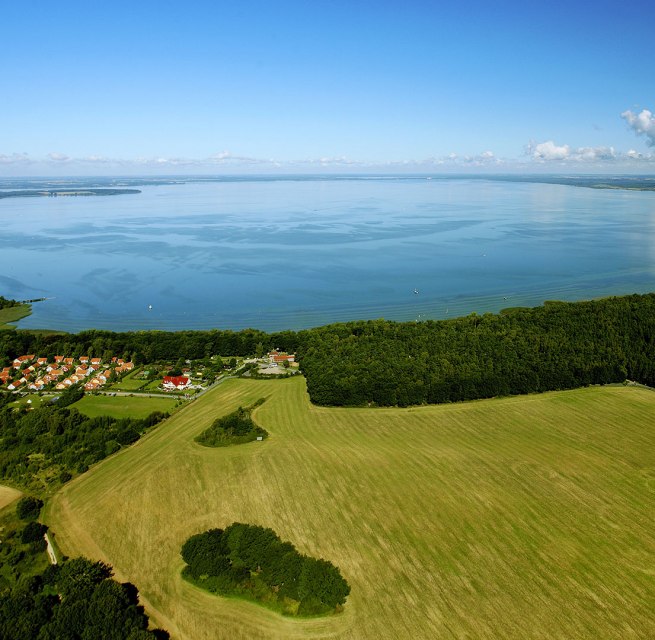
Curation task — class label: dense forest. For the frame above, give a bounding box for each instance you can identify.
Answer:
[3,293,655,407]
[299,294,655,405]
[0,556,167,639]
[0,392,166,492]
[181,523,350,616]
[196,401,268,447]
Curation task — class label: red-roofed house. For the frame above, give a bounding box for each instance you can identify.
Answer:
[13,355,35,368]
[273,354,295,363]
[162,376,191,390]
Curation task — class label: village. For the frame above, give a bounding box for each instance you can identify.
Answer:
[0,350,299,397]
[0,354,136,393]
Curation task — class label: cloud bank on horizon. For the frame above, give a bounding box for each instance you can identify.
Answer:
[2,106,654,175]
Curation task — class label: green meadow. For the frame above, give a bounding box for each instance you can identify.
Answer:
[46,377,655,640]
[0,304,31,330]
[71,394,177,420]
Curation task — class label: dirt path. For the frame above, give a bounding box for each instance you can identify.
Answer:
[44,532,57,564]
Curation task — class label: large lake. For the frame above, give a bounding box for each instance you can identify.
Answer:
[2,176,655,332]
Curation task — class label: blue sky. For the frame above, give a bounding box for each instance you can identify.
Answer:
[2,0,655,174]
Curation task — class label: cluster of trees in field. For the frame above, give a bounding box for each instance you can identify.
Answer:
[181,524,350,616]
[0,556,168,639]
[298,294,655,406]
[195,401,268,447]
[0,393,166,491]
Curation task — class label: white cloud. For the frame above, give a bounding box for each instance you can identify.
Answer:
[0,152,32,165]
[47,152,71,162]
[529,140,571,161]
[528,141,620,163]
[622,108,655,146]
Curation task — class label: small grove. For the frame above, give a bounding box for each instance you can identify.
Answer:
[181,523,350,616]
[195,401,267,447]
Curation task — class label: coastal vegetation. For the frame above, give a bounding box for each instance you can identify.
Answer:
[0,188,141,199]
[299,294,655,406]
[195,401,267,447]
[0,299,31,331]
[181,523,350,616]
[0,297,19,311]
[4,293,655,407]
[46,377,655,639]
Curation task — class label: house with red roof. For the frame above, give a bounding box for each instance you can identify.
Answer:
[162,376,191,390]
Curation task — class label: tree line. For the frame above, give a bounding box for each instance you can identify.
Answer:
[181,523,350,616]
[3,293,655,407]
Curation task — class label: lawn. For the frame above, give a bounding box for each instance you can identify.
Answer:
[109,368,147,391]
[71,394,177,419]
[45,378,655,640]
[10,394,51,410]
[109,378,146,391]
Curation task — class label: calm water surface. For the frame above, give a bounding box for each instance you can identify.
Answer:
[1,177,654,332]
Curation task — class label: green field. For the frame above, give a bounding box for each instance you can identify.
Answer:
[45,378,655,640]
[10,394,51,410]
[0,304,31,330]
[71,394,177,419]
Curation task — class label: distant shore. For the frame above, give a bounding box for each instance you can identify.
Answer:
[0,188,141,199]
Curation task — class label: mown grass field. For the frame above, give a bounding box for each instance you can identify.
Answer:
[45,378,655,640]
[72,394,177,419]
[0,485,22,511]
